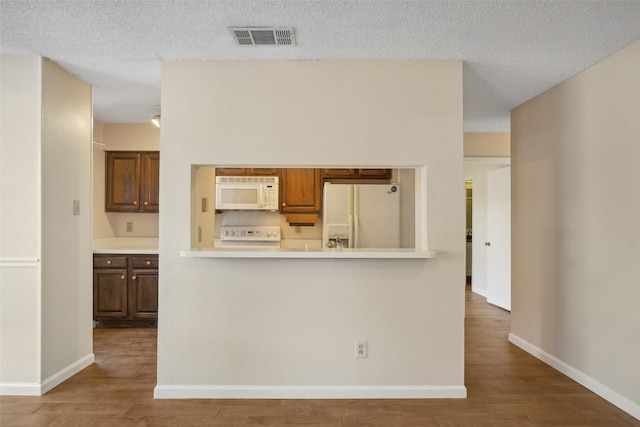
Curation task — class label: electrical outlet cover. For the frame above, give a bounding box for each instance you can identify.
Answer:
[355,340,367,358]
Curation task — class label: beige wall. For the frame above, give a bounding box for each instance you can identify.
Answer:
[510,40,640,418]
[40,58,93,381]
[0,56,93,394]
[156,60,465,398]
[464,132,510,157]
[93,122,160,238]
[0,56,42,386]
[102,123,160,151]
[93,119,104,143]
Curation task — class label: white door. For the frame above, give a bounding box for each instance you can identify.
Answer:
[486,166,511,310]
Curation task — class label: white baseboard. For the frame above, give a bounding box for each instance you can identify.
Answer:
[2,353,95,396]
[508,333,640,421]
[154,384,467,399]
[41,353,95,395]
[0,382,42,396]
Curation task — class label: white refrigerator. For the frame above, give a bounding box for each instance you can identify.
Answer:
[322,182,400,248]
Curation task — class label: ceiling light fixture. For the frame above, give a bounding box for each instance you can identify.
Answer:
[151,105,161,128]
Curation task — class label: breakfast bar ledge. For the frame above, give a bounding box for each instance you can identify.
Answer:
[180,248,437,259]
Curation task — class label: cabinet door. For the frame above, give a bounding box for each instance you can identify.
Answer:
[215,167,247,176]
[93,255,128,269]
[280,168,322,213]
[131,255,158,269]
[105,152,141,212]
[248,168,280,175]
[129,269,158,319]
[216,168,279,176]
[94,269,128,319]
[322,168,357,178]
[357,169,392,180]
[141,152,160,212]
[322,168,391,181]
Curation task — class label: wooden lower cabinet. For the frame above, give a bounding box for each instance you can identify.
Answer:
[129,269,159,319]
[93,268,128,319]
[93,254,158,327]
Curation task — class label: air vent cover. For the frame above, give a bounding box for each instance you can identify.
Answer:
[230,27,295,46]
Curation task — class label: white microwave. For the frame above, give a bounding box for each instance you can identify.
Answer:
[215,176,279,211]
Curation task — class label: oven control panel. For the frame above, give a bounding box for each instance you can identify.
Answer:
[220,226,281,242]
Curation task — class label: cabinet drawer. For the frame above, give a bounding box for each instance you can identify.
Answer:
[94,255,128,268]
[132,255,158,269]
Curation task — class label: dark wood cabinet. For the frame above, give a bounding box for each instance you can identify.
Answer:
[141,152,160,212]
[279,168,322,214]
[215,167,280,176]
[130,269,159,319]
[322,168,357,178]
[93,268,128,319]
[105,151,159,213]
[94,254,158,327]
[215,167,247,176]
[322,168,392,181]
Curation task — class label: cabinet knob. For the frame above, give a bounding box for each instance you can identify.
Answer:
[282,202,286,206]
[107,260,112,265]
[120,275,125,279]
[485,241,491,247]
[133,200,138,206]
[144,201,149,206]
[132,275,137,280]
[146,261,151,265]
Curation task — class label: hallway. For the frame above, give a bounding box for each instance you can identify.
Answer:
[1,286,638,426]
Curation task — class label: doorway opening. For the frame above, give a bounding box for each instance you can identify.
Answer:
[463,157,510,299]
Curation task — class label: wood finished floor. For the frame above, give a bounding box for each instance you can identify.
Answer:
[2,286,638,426]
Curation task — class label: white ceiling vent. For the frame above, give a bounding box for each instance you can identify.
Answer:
[230,27,295,46]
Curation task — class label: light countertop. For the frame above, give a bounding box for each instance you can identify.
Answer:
[181,247,436,259]
[93,238,437,259]
[93,237,159,254]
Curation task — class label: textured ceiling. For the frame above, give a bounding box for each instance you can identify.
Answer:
[1,1,639,131]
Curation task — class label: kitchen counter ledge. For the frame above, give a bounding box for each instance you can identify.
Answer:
[180,248,437,259]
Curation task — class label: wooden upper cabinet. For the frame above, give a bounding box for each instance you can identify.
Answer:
[106,151,159,213]
[322,168,391,181]
[216,167,280,176]
[248,168,279,175]
[357,169,392,179]
[141,152,160,212]
[105,151,141,212]
[215,167,247,176]
[279,168,322,214]
[322,168,357,177]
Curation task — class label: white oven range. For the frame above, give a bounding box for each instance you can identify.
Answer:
[215,225,281,249]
